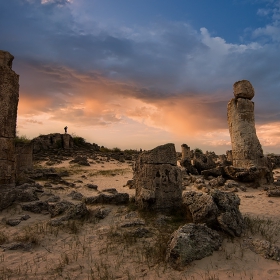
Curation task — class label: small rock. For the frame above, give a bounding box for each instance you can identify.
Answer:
[6,219,21,226]
[86,184,98,190]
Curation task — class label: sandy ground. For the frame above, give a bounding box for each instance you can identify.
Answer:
[0,157,280,280]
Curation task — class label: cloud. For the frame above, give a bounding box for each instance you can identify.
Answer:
[2,0,280,152]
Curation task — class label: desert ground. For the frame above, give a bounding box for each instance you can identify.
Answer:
[1,154,280,280]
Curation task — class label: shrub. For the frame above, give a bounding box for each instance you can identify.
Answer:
[194,147,203,154]
[14,135,31,144]
[71,133,86,147]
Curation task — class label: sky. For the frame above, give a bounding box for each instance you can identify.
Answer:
[1,0,280,153]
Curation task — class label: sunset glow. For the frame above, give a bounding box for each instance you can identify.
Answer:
[1,0,280,153]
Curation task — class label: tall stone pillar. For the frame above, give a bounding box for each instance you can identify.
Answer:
[227,80,264,168]
[0,50,19,186]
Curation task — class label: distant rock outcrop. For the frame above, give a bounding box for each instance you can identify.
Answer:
[133,143,182,211]
[32,133,74,153]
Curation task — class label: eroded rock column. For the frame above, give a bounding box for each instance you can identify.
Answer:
[133,143,182,211]
[227,80,264,168]
[0,50,19,186]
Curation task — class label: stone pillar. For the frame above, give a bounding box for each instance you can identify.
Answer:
[0,50,19,186]
[133,143,182,211]
[62,134,74,149]
[181,144,191,161]
[227,80,264,168]
[226,150,233,163]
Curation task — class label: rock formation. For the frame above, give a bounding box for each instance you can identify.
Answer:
[15,141,33,179]
[228,80,262,168]
[183,190,244,237]
[33,133,74,153]
[133,143,182,211]
[227,80,273,183]
[0,50,19,186]
[166,223,222,269]
[181,144,191,161]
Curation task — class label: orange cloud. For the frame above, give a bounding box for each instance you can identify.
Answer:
[16,63,279,153]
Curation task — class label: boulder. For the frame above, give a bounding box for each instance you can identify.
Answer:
[233,80,254,100]
[183,190,244,237]
[166,223,222,269]
[85,191,129,205]
[183,192,218,227]
[209,176,225,188]
[180,158,199,175]
[211,190,244,237]
[244,238,280,261]
[193,152,216,174]
[69,156,90,166]
[21,201,49,213]
[201,167,224,179]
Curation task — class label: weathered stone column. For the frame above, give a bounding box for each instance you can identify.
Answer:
[0,50,19,186]
[181,144,191,161]
[133,143,182,211]
[227,80,263,168]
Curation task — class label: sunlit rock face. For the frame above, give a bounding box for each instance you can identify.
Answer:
[0,50,19,186]
[227,80,273,183]
[133,143,182,211]
[227,80,263,168]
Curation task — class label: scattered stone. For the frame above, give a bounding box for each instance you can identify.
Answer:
[85,192,129,205]
[21,201,49,213]
[20,214,31,220]
[209,176,226,188]
[44,182,52,188]
[224,180,239,189]
[244,238,280,261]
[194,178,207,190]
[267,188,280,197]
[166,223,222,269]
[93,207,111,219]
[124,179,134,189]
[193,152,216,174]
[183,191,218,227]
[102,188,118,194]
[47,195,61,203]
[120,219,145,228]
[48,200,75,218]
[86,184,98,190]
[69,156,90,166]
[49,202,88,225]
[1,242,32,251]
[6,219,21,226]
[128,227,150,238]
[68,191,84,201]
[201,167,223,179]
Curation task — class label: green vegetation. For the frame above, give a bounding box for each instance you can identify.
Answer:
[267,152,276,156]
[71,133,86,147]
[14,135,31,144]
[100,146,121,153]
[194,147,203,154]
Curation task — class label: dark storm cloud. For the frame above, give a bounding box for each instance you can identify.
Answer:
[1,0,280,130]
